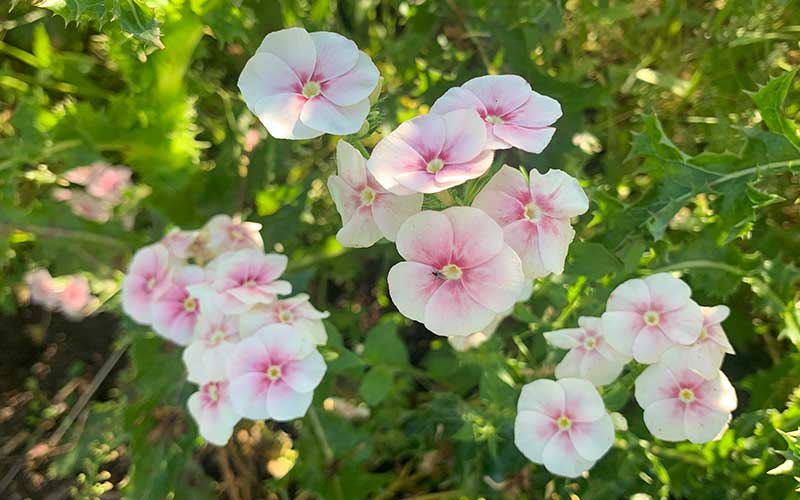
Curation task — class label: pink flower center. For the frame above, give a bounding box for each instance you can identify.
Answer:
[146,277,157,290]
[243,279,258,287]
[678,387,696,403]
[207,383,219,402]
[302,81,321,99]
[556,415,572,431]
[426,158,445,174]
[698,328,708,341]
[230,228,244,240]
[436,263,463,280]
[183,296,197,312]
[210,329,226,345]
[523,202,542,222]
[266,365,282,381]
[643,310,660,326]
[360,187,376,207]
[583,336,597,350]
[485,115,504,124]
[278,310,294,323]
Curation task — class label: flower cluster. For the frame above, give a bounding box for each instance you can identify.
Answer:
[24,269,96,320]
[52,163,132,224]
[121,214,328,445]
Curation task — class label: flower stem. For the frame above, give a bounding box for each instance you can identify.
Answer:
[435,190,455,207]
[307,406,344,500]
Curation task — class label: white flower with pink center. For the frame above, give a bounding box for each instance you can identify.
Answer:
[239,293,329,345]
[160,228,198,261]
[472,165,588,278]
[187,380,241,446]
[183,307,241,384]
[387,207,525,337]
[238,27,379,139]
[514,378,614,478]
[328,140,423,247]
[678,305,735,379]
[544,316,631,386]
[122,244,172,325]
[227,324,326,421]
[367,109,493,195]
[64,163,132,202]
[634,348,737,443]
[430,74,562,153]
[57,275,93,320]
[601,273,703,364]
[200,214,263,258]
[25,269,61,309]
[151,266,206,346]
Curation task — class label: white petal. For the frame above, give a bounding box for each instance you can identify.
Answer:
[514,410,558,463]
[569,414,614,461]
[643,399,688,441]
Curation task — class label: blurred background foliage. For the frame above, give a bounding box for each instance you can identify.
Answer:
[1,0,799,498]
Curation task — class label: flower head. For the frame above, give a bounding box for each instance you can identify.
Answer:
[151,266,206,346]
[57,275,93,320]
[238,28,379,139]
[472,165,588,278]
[183,306,241,384]
[64,162,132,202]
[544,316,631,386]
[25,269,61,309]
[239,293,329,345]
[634,348,737,443]
[680,305,735,379]
[328,140,423,247]
[430,74,561,153]
[601,273,703,363]
[122,244,172,325]
[514,378,614,477]
[227,324,327,421]
[387,207,525,337]
[187,381,241,446]
[200,214,263,258]
[367,110,493,195]
[160,228,199,261]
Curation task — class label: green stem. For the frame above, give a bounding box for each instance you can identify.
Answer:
[0,223,129,250]
[435,190,455,207]
[307,406,344,500]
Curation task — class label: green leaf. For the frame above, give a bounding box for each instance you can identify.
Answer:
[362,320,409,368]
[748,70,800,148]
[358,365,395,406]
[567,241,623,278]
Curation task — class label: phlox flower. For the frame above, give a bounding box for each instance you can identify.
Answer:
[187,380,241,446]
[514,378,614,478]
[64,163,132,201]
[160,228,198,260]
[227,324,326,421]
[151,266,206,346]
[25,269,61,309]
[634,348,737,443]
[57,275,93,320]
[387,207,525,337]
[601,273,703,364]
[122,243,172,324]
[239,293,329,345]
[544,316,631,386]
[200,214,263,258]
[61,189,114,224]
[238,27,379,139]
[472,165,588,278]
[367,109,493,195]
[430,74,561,153]
[183,306,241,384]
[679,305,735,379]
[328,140,423,247]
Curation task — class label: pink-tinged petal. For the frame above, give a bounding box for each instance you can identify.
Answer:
[294,317,328,345]
[687,342,726,380]
[643,273,693,312]
[183,342,210,384]
[429,86,487,116]
[394,210,453,267]
[335,140,368,188]
[601,311,642,355]
[502,220,545,278]
[535,216,575,276]
[462,74,532,115]
[704,305,731,326]
[167,312,198,346]
[387,262,444,322]
[492,124,555,154]
[684,403,730,444]
[560,378,606,422]
[247,92,323,140]
[309,31,358,82]
[541,430,596,478]
[472,165,531,223]
[444,206,504,268]
[255,27,316,81]
[392,113,446,161]
[595,339,631,364]
[423,279,496,337]
[282,350,326,393]
[239,306,277,338]
[229,374,271,420]
[658,301,703,345]
[632,325,675,363]
[580,350,625,386]
[543,328,584,349]
[514,410,559,463]
[266,380,313,421]
[440,109,487,164]
[569,414,614,461]
[239,52,302,97]
[634,364,679,408]
[433,150,495,186]
[529,168,589,218]
[256,324,311,364]
[227,282,290,306]
[336,205,384,248]
[370,191,424,242]
[554,349,584,380]
[328,175,360,222]
[607,278,651,313]
[394,171,449,194]
[367,132,428,195]
[461,245,524,312]
[643,398,687,441]
[227,336,270,379]
[503,91,562,128]
[518,379,565,418]
[300,96,369,136]
[321,52,379,106]
[696,372,738,413]
[707,323,735,354]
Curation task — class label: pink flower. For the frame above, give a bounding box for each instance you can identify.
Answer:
[328,140,423,247]
[191,249,292,314]
[430,75,562,153]
[239,293,329,345]
[151,266,206,346]
[227,324,326,421]
[57,275,93,320]
[25,269,61,309]
[183,307,241,384]
[65,190,114,223]
[634,348,737,443]
[64,163,132,202]
[514,378,614,477]
[238,28,379,139]
[187,381,241,446]
[367,109,493,195]
[472,165,588,278]
[679,305,735,379]
[601,273,703,364]
[122,244,172,324]
[544,317,631,386]
[200,214,263,258]
[160,228,198,260]
[387,207,525,337]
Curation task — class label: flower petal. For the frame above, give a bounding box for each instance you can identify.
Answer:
[535,216,575,276]
[309,31,358,82]
[395,210,453,267]
[518,379,565,418]
[542,430,596,478]
[228,373,271,420]
[503,91,562,127]
[282,350,327,393]
[492,125,556,154]
[441,109,486,164]
[433,150,495,187]
[266,380,313,421]
[560,378,606,422]
[423,279,496,337]
[370,191,424,241]
[643,273,693,312]
[247,92,322,140]
[336,206,384,248]
[328,175,360,222]
[635,364,679,408]
[462,74,532,115]
[643,398,687,441]
[300,96,369,136]
[658,300,703,345]
[607,278,651,312]
[335,140,368,188]
[529,168,589,218]
[472,165,531,224]
[580,350,625,386]
[256,27,316,81]
[601,311,642,355]
[444,206,504,268]
[696,372,738,413]
[461,245,524,312]
[543,328,584,349]
[632,325,675,363]
[554,349,584,380]
[684,403,730,444]
[387,262,444,322]
[430,86,487,116]
[514,410,558,463]
[321,52,379,106]
[367,131,428,195]
[569,414,614,461]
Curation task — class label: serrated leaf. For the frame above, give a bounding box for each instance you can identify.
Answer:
[748,70,800,148]
[567,241,623,278]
